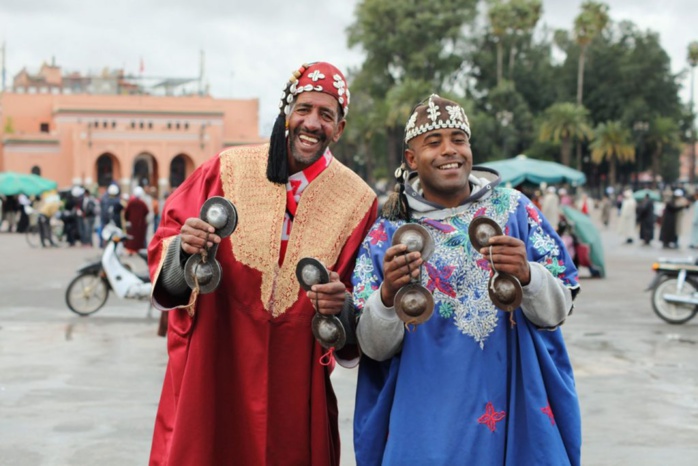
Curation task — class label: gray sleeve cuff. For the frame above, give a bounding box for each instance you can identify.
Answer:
[520,262,573,329]
[356,285,404,361]
[152,236,192,309]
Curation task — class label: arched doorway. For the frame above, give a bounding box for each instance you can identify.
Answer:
[132,152,158,189]
[95,153,121,187]
[30,165,41,176]
[169,153,195,189]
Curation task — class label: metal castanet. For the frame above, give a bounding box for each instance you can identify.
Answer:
[391,223,435,326]
[184,196,238,294]
[295,257,347,350]
[468,216,523,312]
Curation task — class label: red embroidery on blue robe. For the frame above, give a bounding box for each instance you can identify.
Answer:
[541,402,556,426]
[478,402,506,432]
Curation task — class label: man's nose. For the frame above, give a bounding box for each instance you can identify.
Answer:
[303,110,322,131]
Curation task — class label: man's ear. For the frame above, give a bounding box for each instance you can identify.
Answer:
[404,147,418,170]
[331,119,346,143]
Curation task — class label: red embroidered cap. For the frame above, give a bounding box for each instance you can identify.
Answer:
[278,62,350,117]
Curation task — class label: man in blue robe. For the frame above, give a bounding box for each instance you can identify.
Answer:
[351,94,581,466]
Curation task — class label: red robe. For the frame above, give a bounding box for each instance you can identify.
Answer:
[148,144,377,466]
[124,196,149,251]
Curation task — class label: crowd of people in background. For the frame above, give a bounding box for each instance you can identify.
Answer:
[0,183,165,251]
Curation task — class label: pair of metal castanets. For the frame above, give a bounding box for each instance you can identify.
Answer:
[468,216,523,313]
[295,258,347,351]
[184,196,238,294]
[391,223,435,327]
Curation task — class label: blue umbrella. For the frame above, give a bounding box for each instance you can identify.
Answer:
[479,154,586,187]
[0,171,58,196]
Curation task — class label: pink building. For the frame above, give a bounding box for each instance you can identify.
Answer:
[0,88,265,196]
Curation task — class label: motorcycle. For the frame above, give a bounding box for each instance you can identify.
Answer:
[65,223,152,316]
[646,256,698,324]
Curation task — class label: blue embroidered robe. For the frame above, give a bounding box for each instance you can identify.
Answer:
[352,187,581,466]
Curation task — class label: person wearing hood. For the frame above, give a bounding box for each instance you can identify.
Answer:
[351,94,581,465]
[617,189,637,244]
[124,186,149,252]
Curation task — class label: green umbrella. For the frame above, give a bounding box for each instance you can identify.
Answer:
[0,171,58,196]
[561,205,605,278]
[632,189,661,202]
[479,154,586,187]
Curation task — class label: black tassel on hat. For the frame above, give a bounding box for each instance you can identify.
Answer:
[382,163,410,221]
[267,113,289,184]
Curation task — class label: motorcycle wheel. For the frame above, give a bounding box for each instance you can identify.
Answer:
[651,277,698,324]
[65,272,110,316]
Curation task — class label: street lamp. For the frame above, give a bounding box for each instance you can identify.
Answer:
[687,41,698,185]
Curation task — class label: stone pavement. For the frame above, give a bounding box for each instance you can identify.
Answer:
[1,208,698,465]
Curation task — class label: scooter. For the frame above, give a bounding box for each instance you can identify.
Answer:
[646,257,698,324]
[65,223,152,316]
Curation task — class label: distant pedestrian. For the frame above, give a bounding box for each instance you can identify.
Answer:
[600,194,612,228]
[124,186,149,252]
[690,192,698,249]
[617,189,637,244]
[659,189,688,249]
[541,186,560,230]
[636,194,654,246]
[80,190,98,247]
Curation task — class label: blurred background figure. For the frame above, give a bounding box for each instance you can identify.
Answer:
[99,184,124,246]
[17,193,31,233]
[124,186,149,253]
[660,189,689,249]
[2,194,19,232]
[63,186,83,247]
[559,187,573,207]
[690,192,698,249]
[79,189,98,247]
[37,191,61,248]
[636,194,655,246]
[617,189,637,244]
[541,186,560,230]
[599,193,612,228]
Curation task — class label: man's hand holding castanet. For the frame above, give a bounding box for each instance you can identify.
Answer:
[479,235,531,286]
[307,271,347,316]
[380,244,423,308]
[180,218,222,255]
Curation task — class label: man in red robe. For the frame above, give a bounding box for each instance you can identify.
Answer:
[148,62,378,466]
[124,186,150,252]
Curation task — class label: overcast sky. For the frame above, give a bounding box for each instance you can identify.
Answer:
[1,0,696,137]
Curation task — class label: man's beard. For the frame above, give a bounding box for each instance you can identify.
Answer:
[289,126,329,166]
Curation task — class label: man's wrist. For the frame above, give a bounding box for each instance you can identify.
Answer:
[380,285,395,308]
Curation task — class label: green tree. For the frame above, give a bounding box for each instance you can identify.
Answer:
[574,1,610,106]
[539,102,593,166]
[645,116,681,188]
[590,121,635,188]
[347,0,478,172]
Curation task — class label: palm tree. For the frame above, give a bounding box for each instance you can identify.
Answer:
[590,121,635,188]
[506,0,542,79]
[574,1,610,106]
[488,0,515,86]
[573,1,610,170]
[539,102,593,166]
[645,117,680,189]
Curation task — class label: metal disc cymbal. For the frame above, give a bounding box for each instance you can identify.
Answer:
[488,273,523,312]
[468,216,503,251]
[184,254,222,294]
[200,196,238,239]
[311,313,347,350]
[296,257,330,291]
[391,223,435,261]
[394,283,434,325]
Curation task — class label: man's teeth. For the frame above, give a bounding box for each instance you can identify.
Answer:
[439,163,460,170]
[299,135,318,144]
